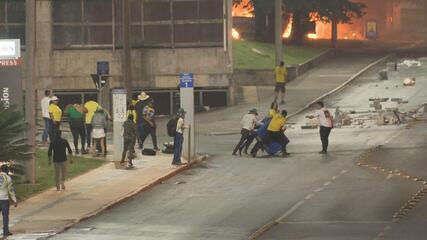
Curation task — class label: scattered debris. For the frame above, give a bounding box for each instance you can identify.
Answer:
[174,181,186,185]
[378,70,388,80]
[398,60,422,68]
[403,77,416,86]
[251,48,269,57]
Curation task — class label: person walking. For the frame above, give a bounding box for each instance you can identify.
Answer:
[232,108,259,156]
[172,108,186,166]
[0,165,17,238]
[274,61,288,105]
[40,90,52,144]
[91,107,107,157]
[306,101,334,154]
[48,96,62,140]
[121,114,137,168]
[84,100,99,149]
[65,104,88,154]
[48,130,73,191]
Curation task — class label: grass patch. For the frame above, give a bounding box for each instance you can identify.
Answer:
[15,149,105,201]
[233,40,329,69]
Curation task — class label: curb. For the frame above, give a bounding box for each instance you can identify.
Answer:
[42,154,209,239]
[287,54,395,119]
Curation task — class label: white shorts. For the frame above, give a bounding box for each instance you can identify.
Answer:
[92,128,105,139]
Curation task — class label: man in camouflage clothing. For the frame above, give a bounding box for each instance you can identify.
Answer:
[121,114,137,167]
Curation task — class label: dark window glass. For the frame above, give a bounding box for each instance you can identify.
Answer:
[130,0,142,22]
[199,0,223,19]
[83,93,98,102]
[0,2,5,23]
[84,0,112,22]
[54,94,83,110]
[52,0,82,22]
[53,26,84,46]
[85,26,112,45]
[202,91,227,108]
[173,1,198,20]
[8,26,26,44]
[0,27,6,38]
[174,24,200,43]
[6,0,25,23]
[200,23,223,42]
[144,2,170,21]
[148,92,171,115]
[144,25,171,44]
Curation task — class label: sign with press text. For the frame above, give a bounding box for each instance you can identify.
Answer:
[0,39,22,110]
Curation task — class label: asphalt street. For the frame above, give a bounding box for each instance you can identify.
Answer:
[52,56,427,240]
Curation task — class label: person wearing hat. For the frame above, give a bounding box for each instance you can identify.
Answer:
[172,108,186,166]
[135,92,151,149]
[232,108,260,156]
[48,96,62,140]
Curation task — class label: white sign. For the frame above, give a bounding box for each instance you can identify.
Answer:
[0,39,20,59]
[112,90,127,122]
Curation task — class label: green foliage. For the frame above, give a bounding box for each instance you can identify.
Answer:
[0,106,31,179]
[233,40,329,69]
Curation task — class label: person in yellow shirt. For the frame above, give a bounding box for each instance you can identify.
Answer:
[266,110,290,157]
[84,100,99,148]
[274,61,288,105]
[48,96,62,139]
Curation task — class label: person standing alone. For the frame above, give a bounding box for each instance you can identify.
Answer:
[306,101,334,154]
[172,108,186,166]
[0,165,17,238]
[121,114,137,168]
[274,61,288,105]
[48,130,73,191]
[41,90,52,145]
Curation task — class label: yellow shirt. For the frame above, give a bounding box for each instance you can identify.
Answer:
[267,112,287,132]
[127,110,137,123]
[275,66,287,83]
[48,104,62,122]
[84,101,99,124]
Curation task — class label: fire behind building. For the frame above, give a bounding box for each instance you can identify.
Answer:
[0,0,233,115]
[233,0,427,42]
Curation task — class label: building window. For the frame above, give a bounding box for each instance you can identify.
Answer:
[0,0,26,44]
[52,0,225,48]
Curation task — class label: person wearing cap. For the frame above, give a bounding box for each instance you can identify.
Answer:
[232,108,260,156]
[91,107,107,157]
[172,108,186,166]
[0,164,17,238]
[84,100,100,149]
[135,92,151,149]
[48,96,62,140]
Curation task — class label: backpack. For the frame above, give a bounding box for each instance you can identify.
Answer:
[142,148,157,156]
[167,117,178,137]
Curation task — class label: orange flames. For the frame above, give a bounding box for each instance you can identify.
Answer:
[232,0,254,18]
[232,28,241,40]
[282,14,293,39]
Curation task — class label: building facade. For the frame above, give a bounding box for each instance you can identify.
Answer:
[0,0,233,115]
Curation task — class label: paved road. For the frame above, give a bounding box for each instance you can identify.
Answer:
[52,55,427,240]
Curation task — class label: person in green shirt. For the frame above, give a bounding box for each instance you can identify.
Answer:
[65,104,88,154]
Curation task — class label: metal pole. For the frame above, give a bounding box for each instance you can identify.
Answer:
[98,75,102,106]
[25,0,36,184]
[187,124,191,164]
[122,0,132,99]
[274,0,283,65]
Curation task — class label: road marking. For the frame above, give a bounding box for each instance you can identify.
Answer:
[248,169,349,240]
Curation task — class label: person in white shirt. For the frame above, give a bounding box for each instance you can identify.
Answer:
[0,165,17,238]
[172,108,186,166]
[41,90,52,144]
[233,108,259,156]
[306,101,334,154]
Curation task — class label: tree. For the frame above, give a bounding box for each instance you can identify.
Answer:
[283,0,316,44]
[0,107,32,180]
[313,0,366,48]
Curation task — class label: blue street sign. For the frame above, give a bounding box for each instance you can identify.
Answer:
[179,73,194,88]
[97,61,109,75]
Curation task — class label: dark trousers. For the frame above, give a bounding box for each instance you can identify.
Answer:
[49,121,60,140]
[70,121,86,151]
[0,200,10,236]
[42,117,50,142]
[320,126,332,152]
[121,137,136,163]
[139,122,158,149]
[173,133,184,164]
[233,129,251,154]
[85,124,93,147]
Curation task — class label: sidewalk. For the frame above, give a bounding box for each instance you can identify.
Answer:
[9,150,206,238]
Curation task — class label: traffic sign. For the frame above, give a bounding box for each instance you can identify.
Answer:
[97,61,109,75]
[179,73,194,88]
